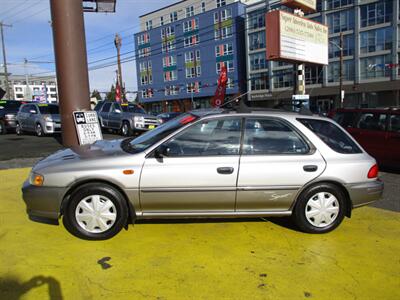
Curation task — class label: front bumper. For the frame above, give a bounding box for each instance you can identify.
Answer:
[5,119,17,130]
[43,121,61,134]
[22,180,66,224]
[346,179,384,208]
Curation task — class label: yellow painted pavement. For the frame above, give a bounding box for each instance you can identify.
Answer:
[0,168,399,300]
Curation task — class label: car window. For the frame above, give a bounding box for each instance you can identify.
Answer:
[356,113,387,131]
[21,105,31,113]
[29,105,38,113]
[0,101,22,111]
[38,104,59,114]
[243,118,309,155]
[298,118,362,154]
[333,111,357,128]
[163,117,242,157]
[101,102,112,113]
[94,102,103,111]
[121,104,146,114]
[111,103,121,112]
[389,114,400,132]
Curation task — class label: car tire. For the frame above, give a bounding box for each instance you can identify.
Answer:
[0,120,6,134]
[62,183,128,240]
[121,121,132,137]
[292,183,346,234]
[15,122,22,135]
[36,123,44,137]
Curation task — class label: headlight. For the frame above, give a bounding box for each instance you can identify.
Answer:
[44,115,53,122]
[5,114,15,120]
[134,116,144,123]
[29,172,44,186]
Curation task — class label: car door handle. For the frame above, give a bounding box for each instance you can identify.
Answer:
[303,165,318,172]
[217,167,234,174]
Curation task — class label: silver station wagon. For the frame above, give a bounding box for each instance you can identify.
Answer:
[22,108,383,240]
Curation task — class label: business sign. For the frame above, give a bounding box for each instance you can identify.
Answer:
[250,92,273,101]
[73,111,103,145]
[281,0,316,13]
[266,10,328,65]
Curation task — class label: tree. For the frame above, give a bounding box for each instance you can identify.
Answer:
[91,89,102,100]
[105,84,116,101]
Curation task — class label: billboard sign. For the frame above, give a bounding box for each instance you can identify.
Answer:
[266,10,328,65]
[281,0,316,13]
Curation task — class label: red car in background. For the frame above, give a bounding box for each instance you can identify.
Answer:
[329,108,400,170]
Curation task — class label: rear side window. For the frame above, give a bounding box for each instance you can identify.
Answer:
[332,111,357,128]
[298,118,362,154]
[243,118,309,155]
[101,102,112,113]
[389,114,400,132]
[356,113,387,131]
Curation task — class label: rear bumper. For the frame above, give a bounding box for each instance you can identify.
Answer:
[346,180,384,208]
[22,180,65,224]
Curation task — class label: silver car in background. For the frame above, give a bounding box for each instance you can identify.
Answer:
[16,103,61,136]
[22,109,383,240]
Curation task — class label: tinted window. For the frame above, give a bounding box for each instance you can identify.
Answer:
[111,103,121,112]
[356,113,387,131]
[101,102,112,113]
[121,104,146,114]
[333,111,357,128]
[0,101,22,111]
[243,118,309,155]
[164,118,242,156]
[389,114,400,132]
[94,101,104,111]
[298,118,362,154]
[37,105,59,114]
[21,105,31,113]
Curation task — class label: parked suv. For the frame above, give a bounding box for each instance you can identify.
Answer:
[0,100,24,134]
[22,108,383,240]
[16,103,61,136]
[95,101,159,136]
[329,108,400,169]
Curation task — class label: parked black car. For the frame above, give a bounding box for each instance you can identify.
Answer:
[0,100,25,134]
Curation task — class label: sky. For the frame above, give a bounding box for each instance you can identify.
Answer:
[0,0,177,95]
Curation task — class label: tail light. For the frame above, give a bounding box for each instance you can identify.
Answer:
[367,164,379,179]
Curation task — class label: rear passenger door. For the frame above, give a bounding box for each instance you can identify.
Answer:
[387,113,400,168]
[236,117,326,212]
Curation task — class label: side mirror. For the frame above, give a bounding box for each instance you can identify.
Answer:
[29,110,37,114]
[154,144,170,158]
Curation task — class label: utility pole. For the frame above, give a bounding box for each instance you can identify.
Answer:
[114,33,125,102]
[339,32,344,108]
[0,22,12,100]
[50,0,91,147]
[23,58,32,101]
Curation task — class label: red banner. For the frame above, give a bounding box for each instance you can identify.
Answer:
[211,65,227,107]
[115,83,121,103]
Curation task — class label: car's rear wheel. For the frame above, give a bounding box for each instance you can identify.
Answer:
[63,183,128,240]
[121,121,132,137]
[36,123,44,137]
[0,120,6,134]
[293,183,346,233]
[16,122,22,135]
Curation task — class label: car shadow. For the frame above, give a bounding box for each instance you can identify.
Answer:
[0,275,63,300]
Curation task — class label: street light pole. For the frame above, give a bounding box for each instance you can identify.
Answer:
[0,22,12,100]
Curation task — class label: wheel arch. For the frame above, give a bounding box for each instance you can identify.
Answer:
[291,179,352,218]
[60,179,137,225]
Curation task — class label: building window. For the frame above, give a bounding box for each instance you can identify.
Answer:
[360,55,391,79]
[140,73,153,85]
[273,70,293,88]
[185,50,201,62]
[187,82,201,93]
[305,66,323,85]
[214,26,233,40]
[162,40,175,52]
[250,53,267,71]
[186,6,194,18]
[162,56,176,67]
[216,0,226,8]
[217,77,234,89]
[184,34,199,47]
[249,31,266,50]
[170,11,178,23]
[329,34,354,58]
[183,19,199,33]
[145,20,152,30]
[139,61,152,72]
[185,50,201,78]
[138,47,151,58]
[250,72,269,91]
[248,11,265,30]
[215,43,233,57]
[137,33,150,45]
[214,9,232,23]
[328,60,354,82]
[161,26,175,39]
[326,10,355,34]
[360,0,392,27]
[142,89,154,98]
[327,0,353,9]
[164,70,178,82]
[15,87,23,92]
[201,2,206,13]
[165,86,179,96]
[216,61,234,73]
[186,66,201,78]
[160,16,164,26]
[360,27,393,54]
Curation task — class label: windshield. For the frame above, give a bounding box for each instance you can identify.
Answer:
[0,101,22,111]
[38,104,59,114]
[121,104,146,114]
[121,113,198,154]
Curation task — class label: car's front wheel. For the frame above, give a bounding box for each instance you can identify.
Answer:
[36,123,44,137]
[63,183,128,240]
[121,121,132,137]
[292,183,346,233]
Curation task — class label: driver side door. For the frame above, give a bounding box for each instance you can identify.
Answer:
[139,116,242,215]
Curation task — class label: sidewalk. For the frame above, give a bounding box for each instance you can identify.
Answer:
[0,168,399,299]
